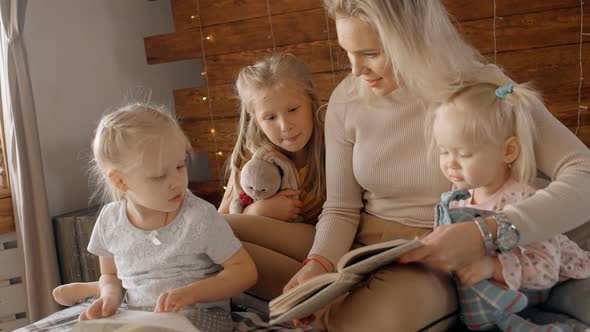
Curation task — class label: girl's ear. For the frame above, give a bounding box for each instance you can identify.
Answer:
[503,136,520,165]
[108,170,128,192]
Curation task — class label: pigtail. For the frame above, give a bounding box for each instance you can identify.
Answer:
[503,83,541,185]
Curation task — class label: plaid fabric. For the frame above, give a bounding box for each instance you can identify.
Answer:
[14,299,319,332]
[437,190,575,332]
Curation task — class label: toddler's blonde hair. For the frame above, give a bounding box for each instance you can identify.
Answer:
[91,103,192,202]
[427,82,541,185]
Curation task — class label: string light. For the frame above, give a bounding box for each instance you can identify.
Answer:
[193,0,223,188]
[201,96,207,101]
[575,0,586,136]
[323,4,337,87]
[265,0,277,51]
[210,128,215,134]
[493,0,498,64]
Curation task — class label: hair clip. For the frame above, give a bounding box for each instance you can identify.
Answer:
[495,83,514,99]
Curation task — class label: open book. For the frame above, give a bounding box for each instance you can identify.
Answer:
[72,310,201,332]
[269,238,422,325]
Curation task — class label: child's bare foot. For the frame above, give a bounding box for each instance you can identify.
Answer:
[53,282,99,306]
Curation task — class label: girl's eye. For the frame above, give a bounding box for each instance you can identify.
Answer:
[439,151,449,155]
[365,53,378,58]
[288,107,299,112]
[153,175,166,181]
[177,164,186,170]
[460,153,472,158]
[264,115,276,121]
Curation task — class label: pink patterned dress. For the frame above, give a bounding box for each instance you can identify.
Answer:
[451,178,590,290]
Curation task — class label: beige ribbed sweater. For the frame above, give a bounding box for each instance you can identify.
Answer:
[310,75,590,265]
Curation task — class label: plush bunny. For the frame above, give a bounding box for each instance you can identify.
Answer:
[229,148,302,221]
[229,158,281,213]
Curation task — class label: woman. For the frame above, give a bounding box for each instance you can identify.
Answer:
[283,0,590,331]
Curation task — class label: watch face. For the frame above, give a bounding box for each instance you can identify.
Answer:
[499,230,518,251]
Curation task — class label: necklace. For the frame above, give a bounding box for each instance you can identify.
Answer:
[162,211,169,227]
[149,211,170,246]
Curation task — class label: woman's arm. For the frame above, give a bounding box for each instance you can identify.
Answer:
[154,247,257,312]
[79,256,124,320]
[307,78,364,266]
[503,105,590,244]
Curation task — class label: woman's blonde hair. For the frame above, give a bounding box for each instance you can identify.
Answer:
[229,53,326,222]
[323,0,486,102]
[91,103,192,203]
[427,82,542,185]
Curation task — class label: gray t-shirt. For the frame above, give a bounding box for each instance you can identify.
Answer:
[87,190,242,309]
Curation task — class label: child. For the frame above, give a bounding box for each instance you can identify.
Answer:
[218,53,328,301]
[430,82,590,332]
[52,104,257,331]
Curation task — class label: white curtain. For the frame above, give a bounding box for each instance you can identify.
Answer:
[0,0,60,321]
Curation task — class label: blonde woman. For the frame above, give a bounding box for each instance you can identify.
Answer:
[282,0,590,330]
[218,54,327,301]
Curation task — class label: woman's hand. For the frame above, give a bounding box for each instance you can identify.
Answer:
[79,295,122,320]
[399,222,487,272]
[283,255,333,327]
[244,189,302,221]
[456,256,498,286]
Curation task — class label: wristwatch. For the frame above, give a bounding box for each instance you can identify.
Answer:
[492,213,520,253]
[473,216,497,255]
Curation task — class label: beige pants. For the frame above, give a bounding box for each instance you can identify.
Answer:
[225,213,458,331]
[322,213,458,331]
[224,214,315,301]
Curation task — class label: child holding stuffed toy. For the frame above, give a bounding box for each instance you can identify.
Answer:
[218,53,328,301]
[430,82,590,332]
[52,104,257,331]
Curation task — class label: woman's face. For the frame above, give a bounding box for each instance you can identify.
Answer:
[336,15,396,96]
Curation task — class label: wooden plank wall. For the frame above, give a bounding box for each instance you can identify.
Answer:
[145,0,590,200]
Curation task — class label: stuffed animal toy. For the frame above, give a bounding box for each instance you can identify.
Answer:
[437,190,571,332]
[229,158,281,213]
[229,148,302,221]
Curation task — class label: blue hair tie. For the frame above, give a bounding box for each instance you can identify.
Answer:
[495,83,514,99]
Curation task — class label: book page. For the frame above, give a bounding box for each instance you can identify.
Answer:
[269,272,363,325]
[72,310,201,332]
[269,272,338,315]
[340,239,422,275]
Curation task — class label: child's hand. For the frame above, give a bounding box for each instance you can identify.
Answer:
[154,286,195,313]
[245,189,302,221]
[456,256,498,286]
[79,296,121,320]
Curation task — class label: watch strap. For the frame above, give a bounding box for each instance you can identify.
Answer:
[474,216,497,255]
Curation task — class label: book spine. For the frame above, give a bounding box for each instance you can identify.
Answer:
[52,215,83,284]
[75,214,101,282]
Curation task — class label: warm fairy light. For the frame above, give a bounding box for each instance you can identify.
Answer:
[202,96,207,101]
[223,186,227,190]
[210,128,216,134]
[217,152,223,156]
[190,15,197,19]
[201,71,207,76]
